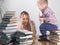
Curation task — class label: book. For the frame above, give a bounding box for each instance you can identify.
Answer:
[2,19,17,22]
[0,23,17,27]
[2,18,17,21]
[20,40,33,44]
[4,11,15,16]
[0,26,17,30]
[20,35,32,39]
[50,30,60,35]
[3,16,15,19]
[9,40,33,45]
[3,29,17,34]
[6,23,17,27]
[2,21,17,24]
[49,35,60,40]
[19,30,33,35]
[3,30,33,35]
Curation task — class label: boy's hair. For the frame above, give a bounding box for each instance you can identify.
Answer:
[38,0,48,4]
[20,11,29,17]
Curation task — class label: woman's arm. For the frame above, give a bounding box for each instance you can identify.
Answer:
[17,18,23,30]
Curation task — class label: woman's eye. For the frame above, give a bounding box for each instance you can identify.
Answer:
[26,18,29,20]
[23,18,29,20]
[23,18,25,20]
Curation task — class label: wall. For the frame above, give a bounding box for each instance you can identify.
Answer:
[1,0,60,35]
[0,0,4,23]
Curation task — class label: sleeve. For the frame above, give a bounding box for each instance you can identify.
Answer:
[44,9,54,23]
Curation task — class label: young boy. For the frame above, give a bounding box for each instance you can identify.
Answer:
[37,0,58,41]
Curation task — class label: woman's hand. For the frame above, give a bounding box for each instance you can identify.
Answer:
[17,18,23,30]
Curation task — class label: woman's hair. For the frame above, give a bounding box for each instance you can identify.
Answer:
[20,11,29,17]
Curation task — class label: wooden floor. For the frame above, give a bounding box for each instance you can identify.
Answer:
[36,40,54,45]
[19,35,56,45]
[20,39,55,45]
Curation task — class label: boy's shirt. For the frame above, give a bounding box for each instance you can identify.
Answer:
[41,7,58,26]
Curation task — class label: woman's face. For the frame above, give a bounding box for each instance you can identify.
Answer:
[20,14,29,26]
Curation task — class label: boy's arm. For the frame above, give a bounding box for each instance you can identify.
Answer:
[44,14,50,23]
[39,16,44,23]
[44,9,54,23]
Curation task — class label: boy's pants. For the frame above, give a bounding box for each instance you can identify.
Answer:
[40,23,58,38]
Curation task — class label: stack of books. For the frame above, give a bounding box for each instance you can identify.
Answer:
[0,11,17,30]
[3,30,33,44]
[49,30,60,45]
[2,11,16,24]
[18,30,33,44]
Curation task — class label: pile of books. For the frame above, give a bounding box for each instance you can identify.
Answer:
[3,30,33,44]
[49,30,60,45]
[2,11,16,24]
[17,30,33,44]
[0,11,17,30]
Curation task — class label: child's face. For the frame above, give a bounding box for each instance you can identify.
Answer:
[37,1,47,10]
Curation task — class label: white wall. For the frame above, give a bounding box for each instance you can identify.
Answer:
[0,0,4,23]
[1,0,60,35]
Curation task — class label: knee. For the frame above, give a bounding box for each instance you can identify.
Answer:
[53,25,58,30]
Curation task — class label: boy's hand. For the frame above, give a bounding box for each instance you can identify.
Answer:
[39,16,44,23]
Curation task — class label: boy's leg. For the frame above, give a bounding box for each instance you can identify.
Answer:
[40,23,58,37]
[38,23,49,42]
[39,23,57,41]
[39,23,47,39]
[46,23,58,31]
